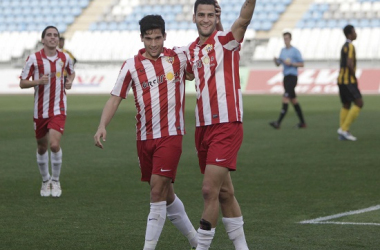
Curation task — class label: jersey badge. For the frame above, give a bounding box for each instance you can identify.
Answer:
[205,44,213,53]
[166,56,175,64]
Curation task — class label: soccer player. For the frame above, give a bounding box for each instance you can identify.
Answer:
[58,37,77,85]
[93,15,199,250]
[19,26,76,197]
[184,0,256,249]
[270,31,306,129]
[336,25,362,141]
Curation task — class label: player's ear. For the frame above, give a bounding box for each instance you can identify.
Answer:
[163,33,167,41]
[140,34,143,42]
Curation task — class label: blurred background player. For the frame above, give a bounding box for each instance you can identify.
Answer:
[94,15,199,250]
[337,25,362,141]
[58,37,77,84]
[270,32,306,129]
[185,0,255,249]
[19,26,75,197]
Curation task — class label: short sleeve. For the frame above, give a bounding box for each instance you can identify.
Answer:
[295,48,304,63]
[20,55,35,80]
[111,61,133,99]
[65,54,75,75]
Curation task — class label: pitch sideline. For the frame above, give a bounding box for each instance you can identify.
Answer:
[299,204,380,226]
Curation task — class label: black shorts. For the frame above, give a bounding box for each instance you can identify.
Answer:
[338,83,362,103]
[283,75,297,98]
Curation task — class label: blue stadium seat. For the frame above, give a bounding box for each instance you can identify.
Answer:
[358,19,370,27]
[261,21,272,31]
[370,19,380,27]
[316,19,327,28]
[268,12,279,22]
[274,4,286,14]
[338,19,349,28]
[118,22,128,31]
[72,7,82,16]
[89,23,98,31]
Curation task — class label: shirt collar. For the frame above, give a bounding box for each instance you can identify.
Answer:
[137,47,172,61]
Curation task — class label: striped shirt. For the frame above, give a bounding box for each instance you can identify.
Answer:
[338,39,357,84]
[20,49,75,119]
[111,47,187,141]
[186,30,243,127]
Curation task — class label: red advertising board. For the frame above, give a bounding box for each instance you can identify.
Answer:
[246,69,380,94]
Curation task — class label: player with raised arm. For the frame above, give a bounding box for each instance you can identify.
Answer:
[185,0,256,249]
[93,11,223,249]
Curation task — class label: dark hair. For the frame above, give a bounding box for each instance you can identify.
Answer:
[59,37,65,41]
[194,0,216,14]
[283,32,292,39]
[343,25,354,38]
[139,15,165,36]
[41,26,59,39]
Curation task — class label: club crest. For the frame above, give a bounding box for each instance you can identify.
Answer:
[205,44,213,53]
[166,56,175,64]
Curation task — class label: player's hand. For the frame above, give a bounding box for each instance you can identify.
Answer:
[185,71,194,81]
[215,0,221,18]
[94,128,107,149]
[284,60,292,66]
[65,80,73,90]
[39,74,49,85]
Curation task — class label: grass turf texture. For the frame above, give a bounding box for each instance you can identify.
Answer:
[0,94,379,250]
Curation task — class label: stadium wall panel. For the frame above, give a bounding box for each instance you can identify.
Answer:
[2,68,379,95]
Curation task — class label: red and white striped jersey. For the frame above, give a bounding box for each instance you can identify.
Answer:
[111,47,187,141]
[186,30,243,127]
[20,49,75,119]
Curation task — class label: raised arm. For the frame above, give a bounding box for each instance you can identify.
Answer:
[231,0,256,42]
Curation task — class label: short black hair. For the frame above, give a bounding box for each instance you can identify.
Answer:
[59,37,65,41]
[283,32,292,39]
[194,0,216,14]
[343,25,354,38]
[139,15,165,37]
[41,26,59,39]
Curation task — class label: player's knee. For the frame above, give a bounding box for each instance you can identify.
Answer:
[219,187,235,204]
[37,146,48,155]
[201,183,219,201]
[49,142,60,153]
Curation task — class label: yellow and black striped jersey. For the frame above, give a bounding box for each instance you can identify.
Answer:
[337,41,356,84]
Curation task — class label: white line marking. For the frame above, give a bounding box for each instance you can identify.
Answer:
[305,221,380,226]
[299,205,380,224]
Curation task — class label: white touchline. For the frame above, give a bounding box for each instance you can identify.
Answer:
[308,222,380,226]
[299,205,380,225]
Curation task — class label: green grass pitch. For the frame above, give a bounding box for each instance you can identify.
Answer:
[0,94,379,249]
